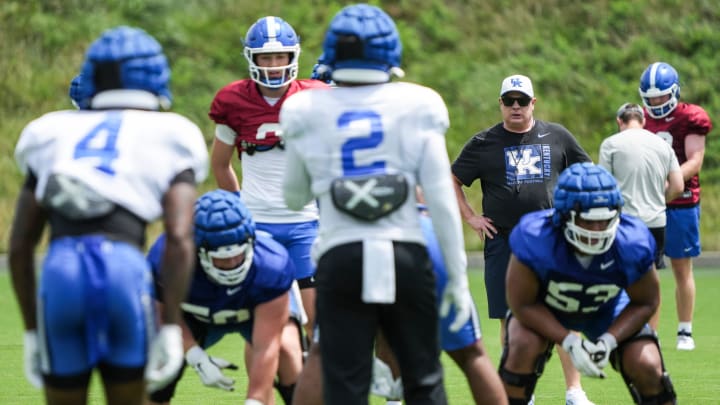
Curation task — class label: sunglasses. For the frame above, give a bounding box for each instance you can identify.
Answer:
[501,95,532,107]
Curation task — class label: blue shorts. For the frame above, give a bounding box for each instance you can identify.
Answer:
[256,221,318,282]
[483,235,512,319]
[438,302,483,351]
[665,206,701,258]
[433,247,482,351]
[39,236,154,378]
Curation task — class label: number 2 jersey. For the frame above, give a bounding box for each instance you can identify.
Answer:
[14,108,209,223]
[509,209,655,339]
[147,232,294,325]
[280,82,467,278]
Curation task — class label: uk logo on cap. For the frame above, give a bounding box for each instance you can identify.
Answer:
[500,74,534,98]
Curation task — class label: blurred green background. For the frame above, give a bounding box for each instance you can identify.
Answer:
[2,0,719,252]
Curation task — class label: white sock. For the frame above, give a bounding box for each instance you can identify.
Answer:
[678,322,692,334]
[387,401,402,405]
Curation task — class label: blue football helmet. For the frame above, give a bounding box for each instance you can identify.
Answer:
[78,26,172,109]
[552,163,624,255]
[310,53,333,84]
[69,74,87,109]
[243,16,300,89]
[320,4,404,84]
[194,190,256,286]
[639,62,680,118]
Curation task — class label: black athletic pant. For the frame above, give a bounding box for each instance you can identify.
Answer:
[316,241,447,405]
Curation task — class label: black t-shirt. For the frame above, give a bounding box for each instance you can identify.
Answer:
[452,120,590,232]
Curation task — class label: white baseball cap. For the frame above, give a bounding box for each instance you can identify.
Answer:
[500,74,534,98]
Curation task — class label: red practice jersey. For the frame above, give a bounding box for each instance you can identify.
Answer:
[644,102,712,206]
[209,79,329,155]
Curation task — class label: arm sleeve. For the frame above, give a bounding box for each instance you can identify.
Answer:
[208,88,229,125]
[282,142,314,211]
[597,140,613,173]
[508,220,534,266]
[561,126,592,164]
[14,122,40,176]
[176,119,210,184]
[451,138,481,187]
[687,105,712,135]
[280,94,314,210]
[215,124,237,146]
[418,134,468,281]
[668,148,681,172]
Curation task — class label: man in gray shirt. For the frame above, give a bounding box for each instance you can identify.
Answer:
[599,102,683,328]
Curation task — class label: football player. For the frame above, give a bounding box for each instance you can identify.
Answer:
[291,201,508,405]
[500,163,676,405]
[9,26,208,404]
[639,62,712,351]
[208,16,330,342]
[146,190,302,405]
[281,4,473,403]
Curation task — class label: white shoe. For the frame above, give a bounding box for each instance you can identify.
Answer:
[677,331,695,350]
[527,394,535,405]
[566,387,595,405]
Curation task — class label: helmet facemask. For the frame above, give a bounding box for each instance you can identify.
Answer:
[552,163,625,256]
[639,62,680,118]
[194,190,257,286]
[198,239,254,286]
[563,207,620,255]
[243,16,300,89]
[244,48,300,89]
[640,84,679,119]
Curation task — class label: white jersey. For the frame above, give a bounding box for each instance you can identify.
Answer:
[599,127,680,227]
[281,82,467,280]
[215,125,318,223]
[239,147,318,223]
[15,108,209,222]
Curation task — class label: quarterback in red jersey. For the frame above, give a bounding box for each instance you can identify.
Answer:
[208,16,328,402]
[640,61,712,351]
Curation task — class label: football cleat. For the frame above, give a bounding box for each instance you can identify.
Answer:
[566,387,596,405]
[676,331,695,351]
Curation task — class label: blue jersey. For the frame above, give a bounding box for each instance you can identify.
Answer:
[147,232,295,326]
[509,210,655,339]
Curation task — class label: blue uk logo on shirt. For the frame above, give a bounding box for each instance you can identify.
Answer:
[505,144,551,184]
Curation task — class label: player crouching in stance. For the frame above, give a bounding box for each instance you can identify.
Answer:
[500,162,676,405]
[146,190,303,405]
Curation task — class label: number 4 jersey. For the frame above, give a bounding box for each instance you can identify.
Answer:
[14,109,208,222]
[509,209,655,339]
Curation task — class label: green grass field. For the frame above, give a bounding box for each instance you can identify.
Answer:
[1,268,719,404]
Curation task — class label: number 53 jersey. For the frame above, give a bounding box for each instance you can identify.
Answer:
[509,209,656,339]
[14,109,209,222]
